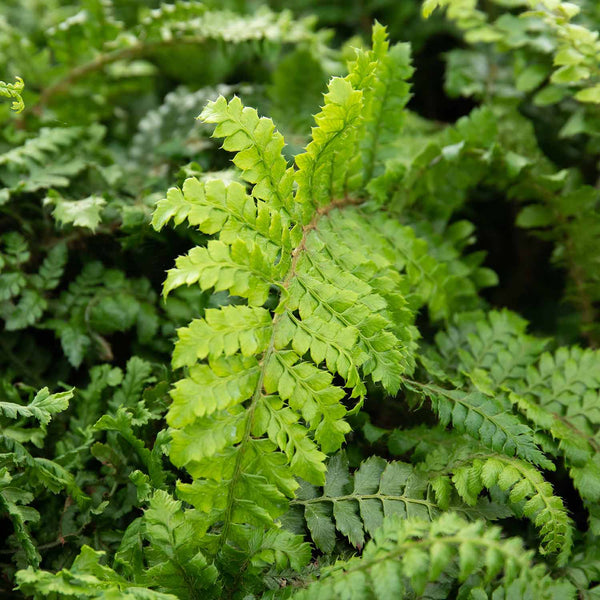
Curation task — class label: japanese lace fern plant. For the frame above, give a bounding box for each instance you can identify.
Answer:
[151,21,418,567]
[144,24,570,598]
[13,20,600,600]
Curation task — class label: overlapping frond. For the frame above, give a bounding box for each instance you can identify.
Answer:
[428,310,600,536]
[422,444,574,565]
[200,96,294,210]
[289,453,509,552]
[16,546,179,599]
[294,78,363,214]
[348,23,413,182]
[153,26,418,561]
[403,379,552,470]
[291,513,562,599]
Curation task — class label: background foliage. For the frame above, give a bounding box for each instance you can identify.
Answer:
[1,0,600,598]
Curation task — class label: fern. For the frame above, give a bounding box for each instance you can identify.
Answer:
[152,26,419,587]
[348,22,413,183]
[428,310,600,534]
[36,2,325,114]
[402,379,552,470]
[0,125,104,197]
[0,234,68,330]
[129,84,242,172]
[288,453,510,553]
[0,386,72,424]
[0,386,86,567]
[44,262,160,367]
[423,0,600,104]
[421,441,574,565]
[511,346,600,526]
[149,23,593,593]
[115,490,220,599]
[0,75,24,113]
[16,545,179,599]
[291,513,566,599]
[6,4,600,598]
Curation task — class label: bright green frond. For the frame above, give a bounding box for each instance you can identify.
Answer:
[294,77,363,214]
[199,96,294,210]
[292,513,560,599]
[0,387,73,426]
[350,24,413,182]
[172,306,272,368]
[16,545,179,599]
[0,76,24,113]
[163,239,282,304]
[421,443,574,564]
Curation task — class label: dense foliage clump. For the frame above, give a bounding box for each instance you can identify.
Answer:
[2,1,600,598]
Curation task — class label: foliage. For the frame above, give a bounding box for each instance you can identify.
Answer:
[2,1,600,599]
[0,77,24,113]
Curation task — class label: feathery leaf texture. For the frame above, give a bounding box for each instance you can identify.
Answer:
[429,310,600,532]
[0,470,40,567]
[0,125,105,197]
[422,443,574,565]
[0,76,24,113]
[0,387,87,568]
[422,0,600,105]
[16,545,179,599]
[289,453,510,552]
[200,96,294,210]
[348,22,413,182]
[0,387,73,426]
[153,26,418,558]
[116,491,220,599]
[291,513,563,599]
[403,379,553,470]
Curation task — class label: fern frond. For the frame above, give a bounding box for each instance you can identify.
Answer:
[422,0,600,105]
[348,22,413,182]
[0,387,88,568]
[138,3,317,47]
[0,125,105,196]
[200,96,294,209]
[432,312,600,520]
[0,387,73,425]
[172,305,272,368]
[422,443,574,564]
[138,491,220,598]
[130,84,238,168]
[38,3,324,110]
[512,346,600,506]
[431,309,548,390]
[153,178,299,250]
[93,409,167,489]
[0,76,24,113]
[1,435,88,505]
[404,379,552,470]
[289,453,510,553]
[294,77,363,214]
[292,513,561,599]
[154,28,418,562]
[0,469,39,567]
[16,546,179,599]
[163,238,285,304]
